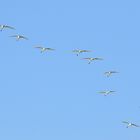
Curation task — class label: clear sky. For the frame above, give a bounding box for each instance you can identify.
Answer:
[0,0,140,140]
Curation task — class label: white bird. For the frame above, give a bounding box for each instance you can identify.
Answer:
[34,46,55,53]
[98,90,116,96]
[10,35,28,41]
[0,24,15,31]
[122,121,140,128]
[73,49,91,56]
[82,57,103,64]
[104,71,118,77]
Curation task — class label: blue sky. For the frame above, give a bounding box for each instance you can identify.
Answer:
[0,0,140,139]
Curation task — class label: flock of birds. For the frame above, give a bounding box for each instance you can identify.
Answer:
[1,24,139,129]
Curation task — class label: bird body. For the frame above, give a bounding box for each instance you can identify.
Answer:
[0,24,15,31]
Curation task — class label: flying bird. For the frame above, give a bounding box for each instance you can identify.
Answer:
[82,57,103,64]
[73,49,91,56]
[122,121,140,128]
[104,71,118,77]
[10,35,28,41]
[0,24,15,31]
[34,46,55,53]
[98,90,116,96]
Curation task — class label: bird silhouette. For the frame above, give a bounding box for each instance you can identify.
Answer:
[0,24,15,31]
[73,49,91,56]
[104,71,118,77]
[122,121,140,128]
[34,46,55,53]
[82,57,103,64]
[10,35,28,41]
[98,90,116,96]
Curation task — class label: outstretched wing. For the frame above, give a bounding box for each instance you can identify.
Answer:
[20,35,28,40]
[104,72,109,74]
[122,121,129,124]
[98,91,106,94]
[82,50,91,52]
[46,48,55,51]
[110,91,116,93]
[132,123,140,127]
[9,35,17,38]
[34,46,43,49]
[5,25,15,30]
[82,58,91,60]
[110,71,118,73]
[73,49,79,52]
[94,58,103,60]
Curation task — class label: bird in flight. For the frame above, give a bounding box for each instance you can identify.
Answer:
[98,90,116,96]
[34,46,55,53]
[82,57,103,64]
[0,24,15,31]
[122,121,140,128]
[10,35,28,41]
[73,49,91,56]
[104,71,118,77]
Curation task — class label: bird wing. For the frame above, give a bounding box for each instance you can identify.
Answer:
[122,121,129,124]
[46,48,55,51]
[83,58,91,60]
[82,50,91,52]
[95,58,103,60]
[104,71,109,74]
[110,91,116,93]
[73,50,79,52]
[5,25,15,30]
[104,72,109,74]
[10,35,17,38]
[132,123,140,127]
[104,72,112,77]
[34,46,43,49]
[99,91,106,93]
[110,71,118,73]
[20,36,28,40]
